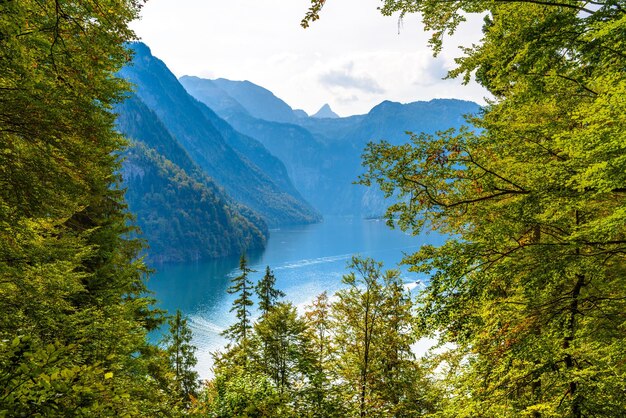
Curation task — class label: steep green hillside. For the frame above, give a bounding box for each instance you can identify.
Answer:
[123,144,266,263]
[116,95,267,263]
[120,44,320,226]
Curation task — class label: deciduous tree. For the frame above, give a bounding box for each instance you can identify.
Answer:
[339,0,626,416]
[0,0,188,414]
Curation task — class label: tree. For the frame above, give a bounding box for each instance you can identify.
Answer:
[255,266,285,317]
[376,271,430,417]
[1,0,183,415]
[303,292,345,417]
[332,257,392,418]
[328,0,626,416]
[195,367,290,418]
[331,257,435,417]
[163,310,199,407]
[253,302,311,394]
[222,254,256,366]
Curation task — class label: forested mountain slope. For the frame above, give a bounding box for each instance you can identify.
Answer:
[119,43,320,227]
[115,95,267,263]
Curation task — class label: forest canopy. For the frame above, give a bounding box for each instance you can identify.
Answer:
[304,0,626,416]
[0,1,197,415]
[2,0,625,416]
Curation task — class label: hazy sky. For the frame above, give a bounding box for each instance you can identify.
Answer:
[130,0,489,116]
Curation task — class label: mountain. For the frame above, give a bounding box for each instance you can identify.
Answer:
[346,99,478,145]
[293,109,309,118]
[209,77,299,124]
[175,76,250,119]
[297,98,482,215]
[180,76,334,211]
[119,43,320,227]
[115,94,267,263]
[311,103,339,119]
[180,75,481,217]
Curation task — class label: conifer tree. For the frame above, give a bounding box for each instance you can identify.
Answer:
[255,266,285,317]
[222,254,256,365]
[163,310,199,407]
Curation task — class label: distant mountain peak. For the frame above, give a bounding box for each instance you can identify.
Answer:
[208,78,299,123]
[293,109,309,118]
[312,103,339,119]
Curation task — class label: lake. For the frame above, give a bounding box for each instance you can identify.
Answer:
[148,216,443,378]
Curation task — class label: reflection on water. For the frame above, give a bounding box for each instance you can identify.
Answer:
[148,217,443,378]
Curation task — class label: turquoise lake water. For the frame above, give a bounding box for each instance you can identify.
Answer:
[148,217,443,378]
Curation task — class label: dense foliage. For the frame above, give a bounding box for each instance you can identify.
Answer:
[195,257,435,417]
[4,0,624,416]
[341,0,626,416]
[0,1,195,415]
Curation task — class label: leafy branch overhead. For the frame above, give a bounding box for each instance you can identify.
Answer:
[355,0,626,416]
[301,0,326,28]
[0,0,198,414]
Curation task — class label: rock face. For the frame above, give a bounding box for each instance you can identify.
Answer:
[311,103,339,119]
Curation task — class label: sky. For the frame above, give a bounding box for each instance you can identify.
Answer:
[130,0,489,117]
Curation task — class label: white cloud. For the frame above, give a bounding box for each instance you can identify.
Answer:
[319,62,385,94]
[130,0,489,116]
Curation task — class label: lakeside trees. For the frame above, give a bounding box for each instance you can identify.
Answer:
[221,254,256,367]
[0,1,193,415]
[164,310,200,408]
[4,0,624,415]
[197,257,434,417]
[302,0,626,416]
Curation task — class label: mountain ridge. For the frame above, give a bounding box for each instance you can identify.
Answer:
[180,75,481,216]
[115,94,267,263]
[120,43,320,227]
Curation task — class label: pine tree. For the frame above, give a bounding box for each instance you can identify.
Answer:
[163,310,199,407]
[222,254,256,365]
[255,266,285,317]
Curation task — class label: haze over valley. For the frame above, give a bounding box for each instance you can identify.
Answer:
[115,42,479,263]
